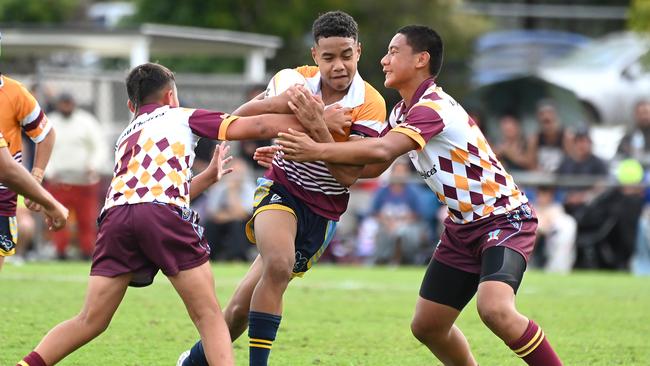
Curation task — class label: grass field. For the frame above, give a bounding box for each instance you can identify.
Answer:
[2,262,650,366]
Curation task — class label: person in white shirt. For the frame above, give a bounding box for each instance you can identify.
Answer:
[44,92,107,259]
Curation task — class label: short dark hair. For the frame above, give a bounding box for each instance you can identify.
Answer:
[312,11,358,43]
[396,25,443,77]
[126,62,175,108]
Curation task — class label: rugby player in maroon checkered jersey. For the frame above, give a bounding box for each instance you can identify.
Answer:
[16,62,345,366]
[278,25,563,366]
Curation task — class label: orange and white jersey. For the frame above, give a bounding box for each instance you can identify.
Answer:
[268,66,387,220]
[103,104,238,212]
[0,74,52,216]
[388,78,527,224]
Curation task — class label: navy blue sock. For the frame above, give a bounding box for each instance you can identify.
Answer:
[248,311,282,366]
[182,340,208,366]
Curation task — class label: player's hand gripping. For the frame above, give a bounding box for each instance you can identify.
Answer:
[43,200,69,231]
[253,145,282,169]
[277,128,322,162]
[287,85,351,136]
[205,142,234,184]
[323,104,353,138]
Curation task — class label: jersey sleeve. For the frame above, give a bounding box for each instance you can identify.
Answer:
[390,101,444,149]
[350,87,388,138]
[188,108,240,140]
[16,84,52,143]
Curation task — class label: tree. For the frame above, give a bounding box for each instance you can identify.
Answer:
[629,0,650,32]
[0,0,82,24]
[130,0,489,101]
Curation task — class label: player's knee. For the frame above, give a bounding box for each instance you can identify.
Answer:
[187,303,221,325]
[477,301,513,330]
[75,312,111,335]
[410,316,449,342]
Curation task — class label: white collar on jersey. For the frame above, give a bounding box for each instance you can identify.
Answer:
[304,71,365,109]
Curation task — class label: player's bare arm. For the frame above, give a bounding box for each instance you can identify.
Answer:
[189,142,234,200]
[278,128,418,165]
[224,113,308,140]
[25,128,56,212]
[250,92,354,171]
[287,85,364,187]
[0,147,67,231]
[232,90,292,116]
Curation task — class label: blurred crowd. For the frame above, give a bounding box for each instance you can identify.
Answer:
[10,84,650,276]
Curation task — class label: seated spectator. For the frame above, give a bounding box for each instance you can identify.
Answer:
[368,158,425,265]
[527,101,573,173]
[493,114,533,172]
[556,127,609,217]
[204,157,257,261]
[533,186,577,273]
[617,99,650,165]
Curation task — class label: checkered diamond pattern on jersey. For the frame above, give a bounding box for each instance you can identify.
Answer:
[109,136,190,207]
[436,132,522,223]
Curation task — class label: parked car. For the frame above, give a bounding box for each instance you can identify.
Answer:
[538,32,650,126]
[471,30,590,87]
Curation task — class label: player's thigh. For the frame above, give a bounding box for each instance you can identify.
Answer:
[168,261,220,315]
[253,209,297,263]
[476,246,527,311]
[418,258,480,313]
[479,246,527,294]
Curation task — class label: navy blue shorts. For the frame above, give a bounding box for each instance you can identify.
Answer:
[0,216,17,257]
[246,178,337,277]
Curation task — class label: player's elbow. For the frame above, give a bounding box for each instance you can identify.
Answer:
[373,144,396,163]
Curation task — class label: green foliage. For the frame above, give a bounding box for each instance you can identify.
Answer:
[3,262,650,365]
[629,0,650,32]
[129,0,490,101]
[0,0,80,23]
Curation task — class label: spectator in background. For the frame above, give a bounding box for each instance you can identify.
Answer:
[527,101,573,173]
[617,99,650,165]
[204,157,256,261]
[368,158,425,265]
[615,101,650,271]
[533,185,577,273]
[556,127,609,217]
[44,93,107,260]
[493,114,533,172]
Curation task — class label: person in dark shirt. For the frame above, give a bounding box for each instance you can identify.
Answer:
[556,127,608,217]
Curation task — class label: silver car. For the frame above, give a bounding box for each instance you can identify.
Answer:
[538,32,650,127]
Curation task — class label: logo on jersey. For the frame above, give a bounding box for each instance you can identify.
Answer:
[487,229,502,242]
[521,203,533,219]
[270,194,282,203]
[418,166,438,179]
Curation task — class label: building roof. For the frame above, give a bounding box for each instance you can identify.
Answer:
[0,23,283,81]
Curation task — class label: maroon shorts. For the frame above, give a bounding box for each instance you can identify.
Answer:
[90,203,210,287]
[434,203,537,274]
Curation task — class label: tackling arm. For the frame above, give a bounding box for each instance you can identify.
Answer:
[279,130,419,165]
